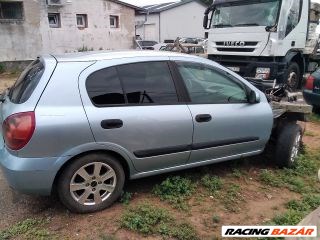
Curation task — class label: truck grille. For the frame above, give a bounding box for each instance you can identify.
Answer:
[215,41,258,53]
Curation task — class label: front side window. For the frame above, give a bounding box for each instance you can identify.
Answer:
[176,62,248,104]
[0,1,23,20]
[117,62,178,104]
[212,0,280,28]
[285,0,301,36]
[9,60,45,104]
[86,67,125,106]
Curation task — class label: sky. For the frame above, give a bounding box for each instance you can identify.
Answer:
[121,0,179,7]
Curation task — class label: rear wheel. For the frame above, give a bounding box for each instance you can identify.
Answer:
[286,62,301,91]
[275,122,302,168]
[57,153,125,213]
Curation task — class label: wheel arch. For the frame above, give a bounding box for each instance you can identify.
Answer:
[284,51,305,73]
[52,149,132,195]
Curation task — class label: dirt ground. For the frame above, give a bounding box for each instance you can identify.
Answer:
[0,74,319,240]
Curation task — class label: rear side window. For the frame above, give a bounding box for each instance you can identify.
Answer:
[86,61,178,106]
[86,67,125,106]
[118,62,178,104]
[9,60,45,104]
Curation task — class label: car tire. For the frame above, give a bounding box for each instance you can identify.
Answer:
[57,153,125,213]
[286,62,301,91]
[275,122,302,168]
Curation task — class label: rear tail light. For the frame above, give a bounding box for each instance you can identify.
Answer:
[305,75,315,90]
[2,112,35,150]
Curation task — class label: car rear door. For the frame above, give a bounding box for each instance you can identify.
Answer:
[170,57,273,164]
[79,57,193,173]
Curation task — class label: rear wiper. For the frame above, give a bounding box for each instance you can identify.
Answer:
[234,23,260,27]
[212,23,233,28]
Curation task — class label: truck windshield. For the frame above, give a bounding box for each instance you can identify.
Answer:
[212,0,280,28]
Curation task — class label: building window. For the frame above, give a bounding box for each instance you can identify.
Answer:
[76,14,88,28]
[0,1,24,20]
[48,13,61,28]
[110,15,119,28]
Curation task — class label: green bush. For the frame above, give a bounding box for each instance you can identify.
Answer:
[0,63,5,74]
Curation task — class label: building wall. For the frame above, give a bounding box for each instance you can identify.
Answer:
[160,1,206,42]
[0,0,136,61]
[136,13,160,42]
[0,0,42,61]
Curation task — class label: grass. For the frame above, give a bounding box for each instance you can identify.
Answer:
[259,151,320,194]
[201,175,223,194]
[77,45,94,52]
[119,192,132,205]
[0,218,52,240]
[0,64,5,74]
[309,113,320,123]
[120,203,198,240]
[153,176,195,210]
[220,183,244,212]
[272,194,320,226]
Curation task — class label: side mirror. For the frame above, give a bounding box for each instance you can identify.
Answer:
[203,15,209,29]
[248,90,260,104]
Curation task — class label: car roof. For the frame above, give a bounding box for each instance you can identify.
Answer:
[50,50,196,62]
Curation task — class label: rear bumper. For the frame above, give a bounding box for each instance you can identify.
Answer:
[303,90,320,107]
[0,147,59,196]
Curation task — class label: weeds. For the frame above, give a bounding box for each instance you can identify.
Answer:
[308,113,320,123]
[0,218,51,240]
[201,175,223,194]
[259,170,283,187]
[153,176,195,210]
[77,45,94,52]
[119,192,132,205]
[120,203,198,240]
[0,63,5,74]
[221,183,244,212]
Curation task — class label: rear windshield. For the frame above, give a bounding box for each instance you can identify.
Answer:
[9,60,45,104]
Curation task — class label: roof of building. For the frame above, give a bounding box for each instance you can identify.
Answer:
[141,0,207,13]
[108,0,143,11]
[51,50,199,62]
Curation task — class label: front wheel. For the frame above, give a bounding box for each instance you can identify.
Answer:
[57,153,125,213]
[286,62,301,91]
[275,122,302,168]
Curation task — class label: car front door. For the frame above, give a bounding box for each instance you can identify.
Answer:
[79,57,193,172]
[171,59,273,164]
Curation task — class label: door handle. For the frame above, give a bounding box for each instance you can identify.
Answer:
[195,114,212,123]
[101,119,123,129]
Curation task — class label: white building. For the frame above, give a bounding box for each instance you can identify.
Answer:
[135,0,208,43]
[0,0,141,62]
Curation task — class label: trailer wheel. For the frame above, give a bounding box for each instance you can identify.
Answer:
[275,122,302,168]
[286,62,301,91]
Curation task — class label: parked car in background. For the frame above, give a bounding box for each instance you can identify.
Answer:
[153,43,168,51]
[0,51,305,214]
[136,40,158,50]
[303,70,320,112]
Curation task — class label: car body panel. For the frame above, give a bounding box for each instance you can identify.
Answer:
[78,57,194,172]
[303,70,320,107]
[0,51,274,196]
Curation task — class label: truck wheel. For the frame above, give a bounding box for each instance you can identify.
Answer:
[57,153,125,213]
[275,122,302,168]
[286,62,301,91]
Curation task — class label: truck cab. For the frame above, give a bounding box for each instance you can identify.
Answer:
[204,0,320,91]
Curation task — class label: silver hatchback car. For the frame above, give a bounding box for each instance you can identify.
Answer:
[0,51,273,213]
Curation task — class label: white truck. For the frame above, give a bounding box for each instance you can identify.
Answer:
[203,0,320,91]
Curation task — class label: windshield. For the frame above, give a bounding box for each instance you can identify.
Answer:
[212,0,280,28]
